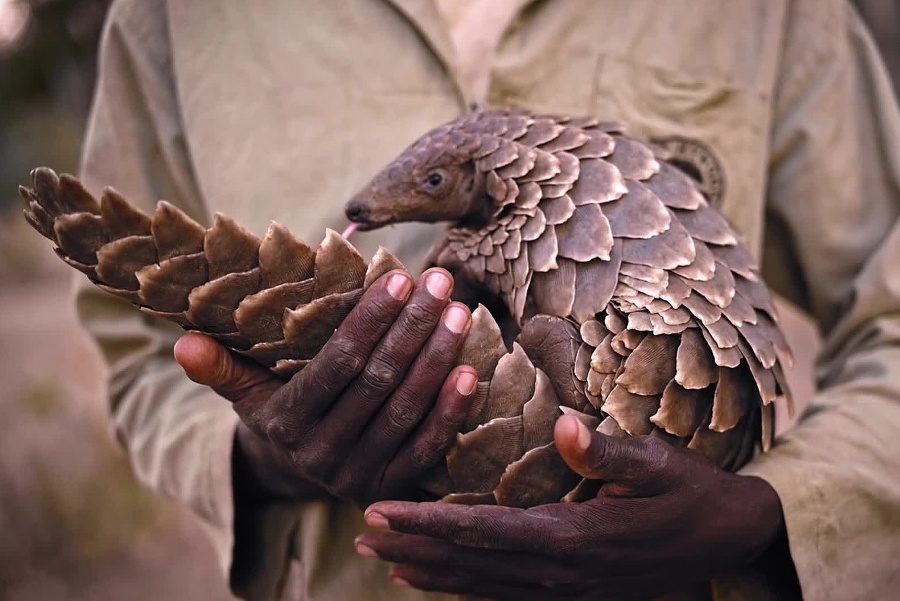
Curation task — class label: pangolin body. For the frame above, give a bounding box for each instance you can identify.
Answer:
[21,108,792,508]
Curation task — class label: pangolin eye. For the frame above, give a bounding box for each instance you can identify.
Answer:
[424,172,444,189]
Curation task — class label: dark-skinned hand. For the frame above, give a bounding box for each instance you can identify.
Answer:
[356,415,790,600]
[174,267,477,507]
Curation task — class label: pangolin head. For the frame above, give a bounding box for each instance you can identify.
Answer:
[345,120,491,231]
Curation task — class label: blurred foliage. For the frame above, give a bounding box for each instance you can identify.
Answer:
[0,0,110,212]
[0,430,168,594]
[0,367,169,595]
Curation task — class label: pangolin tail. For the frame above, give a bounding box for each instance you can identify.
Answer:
[20,167,404,378]
[20,167,772,508]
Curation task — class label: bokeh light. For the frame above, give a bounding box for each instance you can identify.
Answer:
[0,0,31,50]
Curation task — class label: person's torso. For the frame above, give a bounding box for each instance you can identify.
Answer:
[167,0,786,261]
[165,1,793,599]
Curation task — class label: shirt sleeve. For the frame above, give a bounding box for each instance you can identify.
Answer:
[76,5,439,600]
[738,3,900,599]
[77,0,243,578]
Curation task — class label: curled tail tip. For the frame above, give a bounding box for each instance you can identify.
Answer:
[30,165,57,180]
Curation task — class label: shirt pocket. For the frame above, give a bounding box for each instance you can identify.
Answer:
[592,54,771,253]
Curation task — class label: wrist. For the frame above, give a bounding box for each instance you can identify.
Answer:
[232,422,328,503]
[733,475,786,562]
[736,475,803,593]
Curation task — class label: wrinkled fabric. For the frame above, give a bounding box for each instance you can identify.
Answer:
[76,0,900,599]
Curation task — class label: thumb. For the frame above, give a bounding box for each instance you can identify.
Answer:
[174,332,280,403]
[554,415,674,495]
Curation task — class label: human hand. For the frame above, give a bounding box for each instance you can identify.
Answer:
[356,415,787,599]
[174,268,477,507]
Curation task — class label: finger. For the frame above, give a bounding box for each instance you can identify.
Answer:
[387,564,563,600]
[554,416,677,495]
[354,302,471,482]
[312,269,453,452]
[174,332,280,403]
[389,562,670,600]
[381,363,476,489]
[355,531,577,590]
[268,269,413,427]
[364,501,579,555]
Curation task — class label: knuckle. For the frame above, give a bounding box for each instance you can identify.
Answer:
[449,510,493,547]
[384,399,420,436]
[234,394,271,432]
[350,291,402,341]
[289,445,335,483]
[431,410,468,440]
[263,415,301,447]
[636,436,672,472]
[212,355,254,394]
[408,443,441,473]
[211,356,236,386]
[398,302,439,339]
[413,345,454,381]
[354,293,400,330]
[590,437,620,472]
[362,358,404,392]
[324,337,365,380]
[406,411,460,472]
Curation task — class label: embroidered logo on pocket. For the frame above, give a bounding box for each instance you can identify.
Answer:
[651,136,726,208]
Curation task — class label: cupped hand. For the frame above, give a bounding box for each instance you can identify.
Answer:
[174,268,477,507]
[356,416,788,599]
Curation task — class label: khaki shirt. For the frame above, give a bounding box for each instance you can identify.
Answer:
[77,0,900,599]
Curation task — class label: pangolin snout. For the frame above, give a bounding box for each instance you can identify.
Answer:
[345,198,370,223]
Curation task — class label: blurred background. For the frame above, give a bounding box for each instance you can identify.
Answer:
[0,1,897,599]
[0,1,234,599]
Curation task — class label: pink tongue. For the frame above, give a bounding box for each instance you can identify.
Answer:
[341,222,360,240]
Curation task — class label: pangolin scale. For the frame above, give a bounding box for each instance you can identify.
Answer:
[20,108,793,507]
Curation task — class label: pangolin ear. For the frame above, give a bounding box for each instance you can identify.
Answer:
[463,166,489,210]
[463,173,477,194]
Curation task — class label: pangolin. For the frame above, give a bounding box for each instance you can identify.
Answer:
[20,107,792,507]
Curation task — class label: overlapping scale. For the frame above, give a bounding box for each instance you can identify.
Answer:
[448,109,793,486]
[22,108,794,509]
[21,167,404,380]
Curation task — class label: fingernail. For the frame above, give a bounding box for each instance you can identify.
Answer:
[456,370,477,396]
[365,510,389,529]
[442,304,470,334]
[425,271,452,300]
[173,334,196,358]
[354,541,378,558]
[574,418,593,451]
[387,274,412,300]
